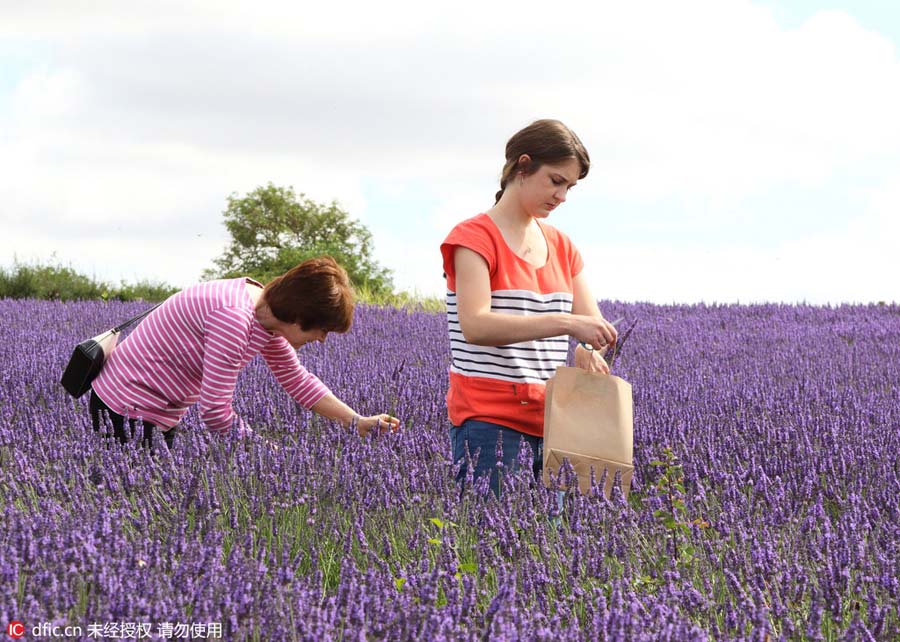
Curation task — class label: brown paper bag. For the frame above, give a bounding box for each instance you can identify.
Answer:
[542,366,634,498]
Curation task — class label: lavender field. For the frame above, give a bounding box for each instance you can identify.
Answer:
[1,298,898,641]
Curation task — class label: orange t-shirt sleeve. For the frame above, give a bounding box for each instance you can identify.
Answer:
[556,227,585,278]
[569,239,585,278]
[440,216,497,291]
[542,224,585,280]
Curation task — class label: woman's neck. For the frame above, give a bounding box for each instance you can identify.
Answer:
[248,283,278,334]
[255,302,284,335]
[489,191,533,231]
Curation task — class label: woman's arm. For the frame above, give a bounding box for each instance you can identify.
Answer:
[454,246,616,349]
[199,308,253,436]
[571,271,606,319]
[309,393,355,426]
[311,393,399,437]
[262,341,399,437]
[570,271,618,374]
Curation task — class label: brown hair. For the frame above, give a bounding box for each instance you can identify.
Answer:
[263,256,355,332]
[495,119,590,203]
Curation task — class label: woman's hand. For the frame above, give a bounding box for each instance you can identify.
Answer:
[574,343,610,374]
[569,315,618,351]
[311,395,401,438]
[353,414,401,437]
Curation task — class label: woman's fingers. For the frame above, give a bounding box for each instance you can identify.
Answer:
[588,350,611,374]
[576,315,618,350]
[600,319,618,347]
[593,354,611,374]
[359,414,401,436]
[574,344,611,374]
[379,414,401,432]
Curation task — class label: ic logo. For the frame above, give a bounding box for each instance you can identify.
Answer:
[6,622,24,639]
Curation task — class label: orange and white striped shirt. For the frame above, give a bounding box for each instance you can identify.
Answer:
[440,213,583,437]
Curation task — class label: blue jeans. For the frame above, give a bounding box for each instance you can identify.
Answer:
[450,419,543,496]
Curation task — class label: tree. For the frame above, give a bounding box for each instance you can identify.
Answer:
[204,183,393,294]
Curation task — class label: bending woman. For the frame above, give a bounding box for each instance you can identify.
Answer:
[440,119,617,495]
[90,256,399,448]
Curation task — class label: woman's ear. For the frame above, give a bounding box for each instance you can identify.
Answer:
[516,154,532,173]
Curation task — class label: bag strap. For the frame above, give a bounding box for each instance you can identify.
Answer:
[112,302,163,333]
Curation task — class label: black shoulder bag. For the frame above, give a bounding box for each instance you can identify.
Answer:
[60,302,162,399]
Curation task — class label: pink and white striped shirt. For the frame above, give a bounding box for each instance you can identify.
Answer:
[92,277,330,436]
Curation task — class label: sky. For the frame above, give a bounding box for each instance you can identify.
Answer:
[1,0,898,305]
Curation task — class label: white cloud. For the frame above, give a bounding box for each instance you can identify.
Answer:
[0,0,898,302]
[578,168,900,304]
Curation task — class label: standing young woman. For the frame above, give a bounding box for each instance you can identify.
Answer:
[440,119,618,495]
[89,256,399,448]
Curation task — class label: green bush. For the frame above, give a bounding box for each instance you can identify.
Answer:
[0,259,440,308]
[0,260,176,302]
[112,280,179,302]
[204,184,394,296]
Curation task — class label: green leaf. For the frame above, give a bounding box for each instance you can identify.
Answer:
[458,562,478,574]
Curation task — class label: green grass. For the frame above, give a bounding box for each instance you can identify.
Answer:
[354,282,445,313]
